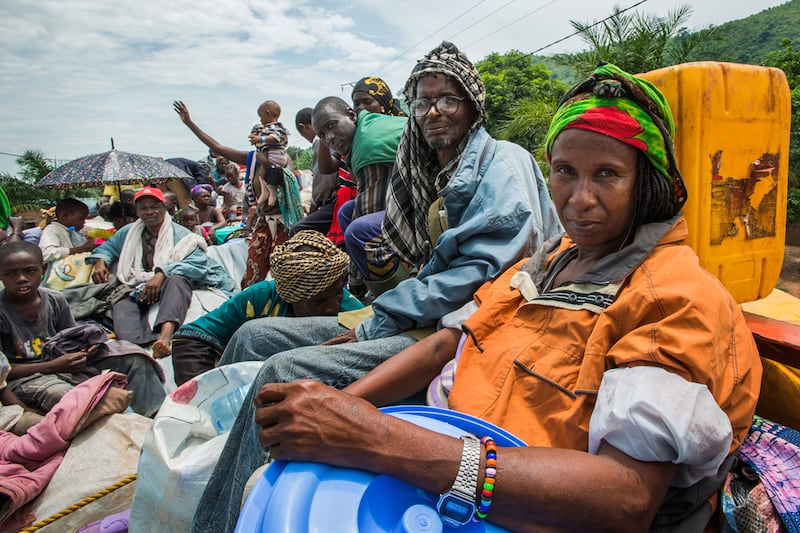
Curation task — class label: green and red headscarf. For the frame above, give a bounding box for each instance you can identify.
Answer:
[544,63,687,209]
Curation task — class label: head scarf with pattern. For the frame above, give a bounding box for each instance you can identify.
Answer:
[382,41,486,266]
[544,63,687,209]
[352,77,406,116]
[190,184,214,200]
[270,230,350,303]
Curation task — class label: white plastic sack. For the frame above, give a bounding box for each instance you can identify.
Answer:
[129,361,263,533]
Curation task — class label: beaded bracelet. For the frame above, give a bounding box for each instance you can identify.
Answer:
[475,436,497,521]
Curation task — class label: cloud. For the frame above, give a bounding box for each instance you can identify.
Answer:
[0,0,787,177]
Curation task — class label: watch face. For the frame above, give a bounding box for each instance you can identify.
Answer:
[437,494,476,526]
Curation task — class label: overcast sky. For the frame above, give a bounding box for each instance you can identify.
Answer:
[0,0,789,178]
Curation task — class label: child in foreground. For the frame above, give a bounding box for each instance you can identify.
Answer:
[0,241,165,416]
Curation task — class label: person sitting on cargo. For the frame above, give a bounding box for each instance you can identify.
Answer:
[191,41,561,533]
[237,64,762,532]
[87,187,236,358]
[0,241,166,416]
[170,231,364,386]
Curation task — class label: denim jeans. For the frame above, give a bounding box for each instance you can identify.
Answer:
[191,316,416,533]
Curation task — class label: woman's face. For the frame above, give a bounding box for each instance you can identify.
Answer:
[549,128,639,258]
[195,191,212,206]
[352,91,382,115]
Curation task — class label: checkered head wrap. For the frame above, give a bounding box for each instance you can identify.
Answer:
[270,230,350,303]
[383,41,486,266]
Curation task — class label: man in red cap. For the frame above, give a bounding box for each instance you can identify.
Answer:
[87,186,236,357]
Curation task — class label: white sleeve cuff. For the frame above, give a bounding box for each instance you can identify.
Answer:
[588,366,733,487]
[438,301,478,331]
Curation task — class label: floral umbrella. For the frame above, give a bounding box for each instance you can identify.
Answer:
[36,149,192,189]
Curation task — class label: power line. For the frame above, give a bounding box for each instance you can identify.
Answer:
[373,0,490,74]
[342,0,651,91]
[528,0,650,55]
[444,0,519,44]
[341,0,507,90]
[380,0,522,79]
[461,0,561,50]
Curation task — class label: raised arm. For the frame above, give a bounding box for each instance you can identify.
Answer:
[173,101,249,166]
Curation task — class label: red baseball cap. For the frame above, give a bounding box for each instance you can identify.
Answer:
[133,186,166,203]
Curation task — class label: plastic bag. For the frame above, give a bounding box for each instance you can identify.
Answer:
[129,361,263,532]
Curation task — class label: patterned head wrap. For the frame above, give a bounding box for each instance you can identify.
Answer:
[383,41,486,266]
[270,230,350,303]
[190,184,213,200]
[544,63,687,209]
[352,77,406,116]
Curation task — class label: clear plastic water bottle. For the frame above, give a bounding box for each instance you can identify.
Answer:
[210,382,252,434]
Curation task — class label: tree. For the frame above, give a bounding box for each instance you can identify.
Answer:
[764,38,800,88]
[497,97,559,171]
[764,39,800,218]
[555,4,716,77]
[0,150,80,212]
[476,51,569,153]
[287,146,312,171]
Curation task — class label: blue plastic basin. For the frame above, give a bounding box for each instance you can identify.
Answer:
[235,405,525,533]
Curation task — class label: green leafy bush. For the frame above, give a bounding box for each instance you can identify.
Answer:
[788,187,800,223]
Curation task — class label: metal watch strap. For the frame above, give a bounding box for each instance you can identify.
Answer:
[449,435,481,501]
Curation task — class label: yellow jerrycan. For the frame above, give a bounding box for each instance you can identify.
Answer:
[640,62,791,303]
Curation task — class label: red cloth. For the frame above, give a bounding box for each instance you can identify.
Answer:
[326,160,357,247]
[326,185,357,246]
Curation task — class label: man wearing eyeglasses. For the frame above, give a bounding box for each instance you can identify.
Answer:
[347,40,562,342]
[191,41,561,533]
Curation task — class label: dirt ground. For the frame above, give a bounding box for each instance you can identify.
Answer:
[777,244,800,298]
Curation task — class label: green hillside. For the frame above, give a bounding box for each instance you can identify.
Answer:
[687,0,800,64]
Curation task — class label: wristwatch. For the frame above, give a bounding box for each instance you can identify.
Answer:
[437,434,480,527]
